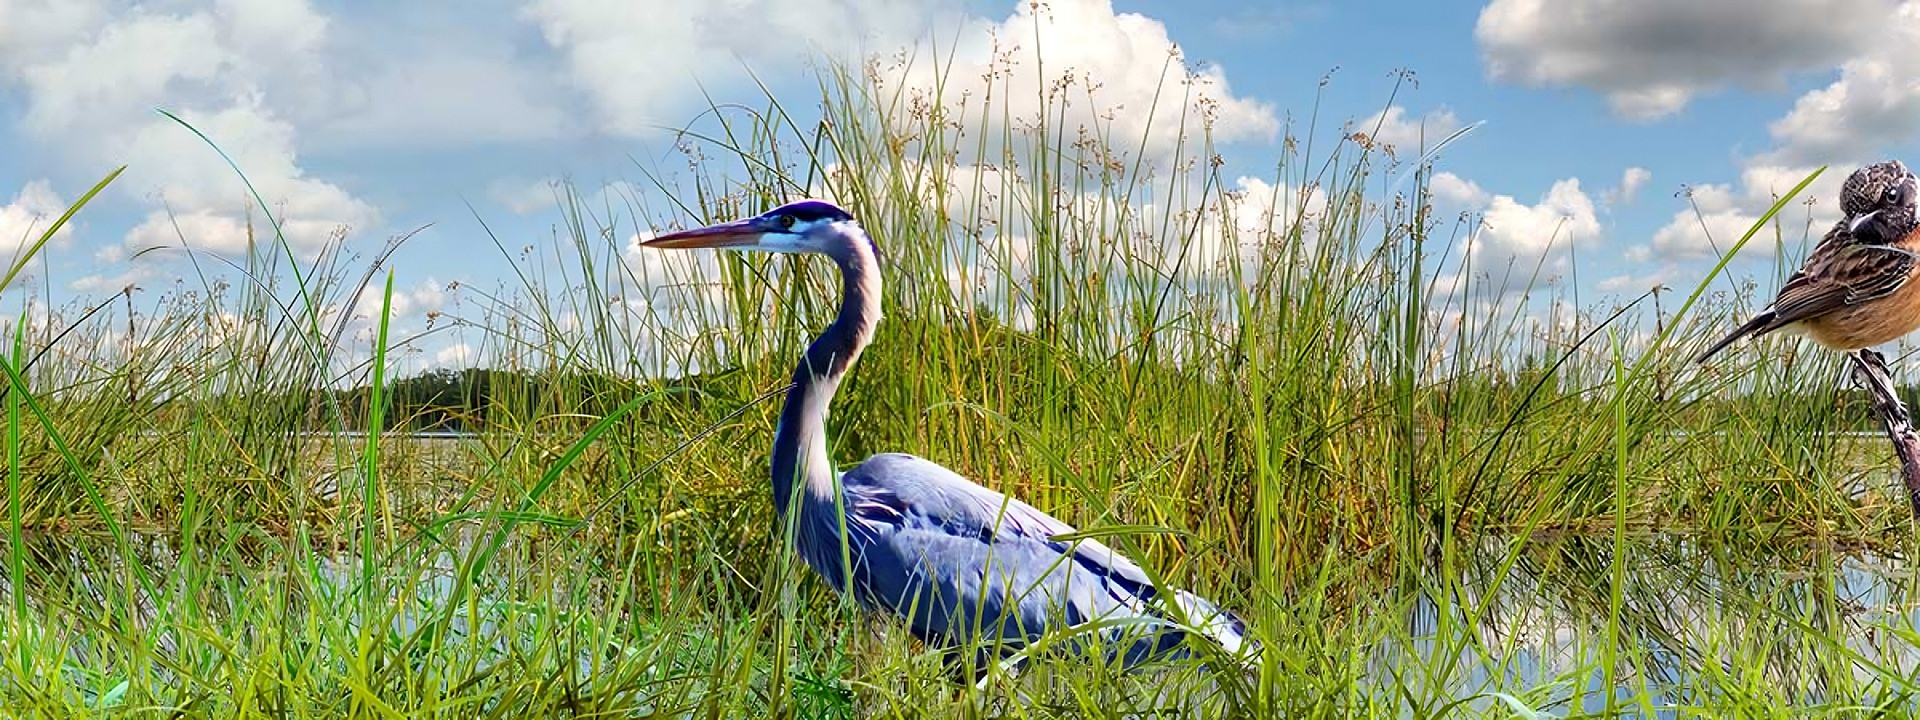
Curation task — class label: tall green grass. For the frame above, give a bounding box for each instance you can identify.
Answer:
[0,51,1916,717]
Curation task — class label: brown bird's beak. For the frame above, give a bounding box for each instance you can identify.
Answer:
[1849,210,1881,236]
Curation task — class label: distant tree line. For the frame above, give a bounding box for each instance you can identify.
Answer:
[327,367,720,433]
[324,355,1920,435]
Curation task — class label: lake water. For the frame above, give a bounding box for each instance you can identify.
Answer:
[8,528,1917,715]
[1378,534,1918,715]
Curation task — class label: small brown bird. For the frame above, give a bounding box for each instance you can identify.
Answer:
[1695,160,1920,364]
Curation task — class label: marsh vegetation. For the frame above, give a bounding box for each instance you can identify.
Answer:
[4,56,1920,718]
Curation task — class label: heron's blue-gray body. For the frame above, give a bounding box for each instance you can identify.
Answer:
[648,199,1248,672]
[823,453,1246,667]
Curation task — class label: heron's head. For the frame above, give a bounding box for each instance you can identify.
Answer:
[642,199,869,259]
[1844,160,1920,244]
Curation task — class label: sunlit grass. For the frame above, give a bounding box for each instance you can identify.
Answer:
[1,51,1918,718]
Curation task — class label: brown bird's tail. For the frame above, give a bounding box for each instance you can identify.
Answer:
[1694,311,1779,364]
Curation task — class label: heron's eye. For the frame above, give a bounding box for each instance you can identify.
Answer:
[777,214,797,230]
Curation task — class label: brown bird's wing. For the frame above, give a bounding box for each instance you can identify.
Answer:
[1695,241,1920,364]
[1766,243,1920,326]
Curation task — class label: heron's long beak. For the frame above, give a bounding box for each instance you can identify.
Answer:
[1849,210,1881,235]
[642,217,772,249]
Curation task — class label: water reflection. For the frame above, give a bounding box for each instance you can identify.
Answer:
[1390,535,1919,715]
[0,528,668,712]
[10,530,1920,714]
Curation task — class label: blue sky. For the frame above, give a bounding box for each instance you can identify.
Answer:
[1,0,1915,371]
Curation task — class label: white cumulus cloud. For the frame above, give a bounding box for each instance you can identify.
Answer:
[1430,171,1490,207]
[522,0,950,136]
[1475,0,1881,119]
[1,0,601,297]
[882,0,1279,164]
[119,100,378,257]
[1763,2,1920,167]
[0,180,76,267]
[1359,106,1463,155]
[490,178,563,216]
[1649,164,1836,263]
[1481,2,1920,308]
[1438,178,1604,297]
[434,342,478,369]
[1602,167,1652,206]
[0,0,379,289]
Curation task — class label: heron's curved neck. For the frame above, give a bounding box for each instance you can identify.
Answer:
[769,238,881,518]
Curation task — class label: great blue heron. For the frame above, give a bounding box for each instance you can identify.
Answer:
[643,198,1252,680]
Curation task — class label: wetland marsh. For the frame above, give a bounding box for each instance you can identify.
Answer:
[4,61,1919,718]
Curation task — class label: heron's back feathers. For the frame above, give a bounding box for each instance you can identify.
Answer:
[1167,589,1252,657]
[807,452,1251,668]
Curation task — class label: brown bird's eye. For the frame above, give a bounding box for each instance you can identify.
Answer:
[1886,185,1905,206]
